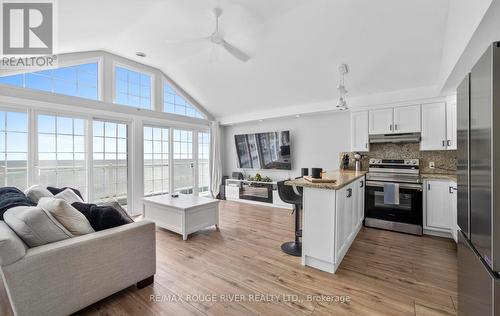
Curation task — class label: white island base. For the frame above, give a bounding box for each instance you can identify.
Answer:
[288,172,365,274]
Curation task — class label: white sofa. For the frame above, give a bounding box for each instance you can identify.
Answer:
[0,220,156,316]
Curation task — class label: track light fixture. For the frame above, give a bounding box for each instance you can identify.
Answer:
[336,64,349,110]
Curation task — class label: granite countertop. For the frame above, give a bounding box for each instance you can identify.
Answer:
[421,173,457,182]
[285,170,367,190]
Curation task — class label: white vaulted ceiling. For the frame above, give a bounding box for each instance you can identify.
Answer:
[56,0,490,122]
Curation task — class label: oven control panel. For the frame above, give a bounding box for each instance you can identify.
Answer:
[369,158,419,166]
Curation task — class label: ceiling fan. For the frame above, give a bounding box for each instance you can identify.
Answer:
[166,8,250,62]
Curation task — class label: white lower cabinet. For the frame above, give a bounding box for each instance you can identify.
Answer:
[423,179,457,240]
[302,176,365,273]
[334,179,364,267]
[335,185,349,263]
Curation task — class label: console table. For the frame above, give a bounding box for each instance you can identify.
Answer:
[225,179,293,209]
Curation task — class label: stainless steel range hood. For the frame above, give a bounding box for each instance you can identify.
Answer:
[369,133,421,144]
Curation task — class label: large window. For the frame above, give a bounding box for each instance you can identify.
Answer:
[0,63,98,100]
[144,126,169,196]
[0,111,28,190]
[163,83,204,118]
[198,132,210,194]
[36,114,87,197]
[173,129,194,193]
[93,120,128,206]
[115,66,151,109]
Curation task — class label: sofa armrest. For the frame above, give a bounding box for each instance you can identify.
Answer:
[1,220,156,316]
[0,221,27,266]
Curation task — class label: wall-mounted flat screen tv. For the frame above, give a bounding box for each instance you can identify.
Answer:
[234,131,291,170]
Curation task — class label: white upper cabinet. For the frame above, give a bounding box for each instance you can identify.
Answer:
[350,111,369,152]
[369,108,393,134]
[421,102,447,151]
[393,105,421,133]
[446,102,457,150]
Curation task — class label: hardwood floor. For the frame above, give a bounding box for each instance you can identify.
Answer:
[4,200,458,315]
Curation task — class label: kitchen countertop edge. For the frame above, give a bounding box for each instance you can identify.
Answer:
[285,171,367,190]
[421,173,457,182]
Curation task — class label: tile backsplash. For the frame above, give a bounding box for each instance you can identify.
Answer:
[340,142,456,174]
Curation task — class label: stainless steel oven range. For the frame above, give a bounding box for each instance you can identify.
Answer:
[364,158,423,235]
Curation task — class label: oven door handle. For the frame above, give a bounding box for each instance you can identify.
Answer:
[366,181,423,191]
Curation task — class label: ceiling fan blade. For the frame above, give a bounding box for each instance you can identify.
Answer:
[221,40,250,62]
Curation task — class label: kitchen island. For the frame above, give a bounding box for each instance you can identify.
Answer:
[286,170,366,273]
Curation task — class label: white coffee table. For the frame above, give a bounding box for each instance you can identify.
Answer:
[143,193,220,240]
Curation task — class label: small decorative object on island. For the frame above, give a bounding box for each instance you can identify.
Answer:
[341,154,350,170]
[354,153,362,171]
[301,168,309,177]
[311,168,323,179]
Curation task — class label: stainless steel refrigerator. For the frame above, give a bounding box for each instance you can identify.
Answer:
[457,42,500,316]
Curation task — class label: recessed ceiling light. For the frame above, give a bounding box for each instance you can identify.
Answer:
[295,114,300,118]
[136,52,146,58]
[259,119,264,122]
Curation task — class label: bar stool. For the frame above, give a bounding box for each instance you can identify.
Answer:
[277,181,303,256]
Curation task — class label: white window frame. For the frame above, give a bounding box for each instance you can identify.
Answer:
[143,124,171,196]
[112,62,155,110]
[90,117,131,206]
[33,109,90,198]
[0,51,210,215]
[0,107,29,189]
[162,78,206,119]
[197,131,210,195]
[0,57,103,101]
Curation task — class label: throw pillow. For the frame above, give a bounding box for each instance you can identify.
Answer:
[46,186,84,201]
[25,185,54,204]
[4,206,73,248]
[54,188,83,204]
[71,202,133,231]
[98,200,134,223]
[0,187,36,220]
[38,198,94,236]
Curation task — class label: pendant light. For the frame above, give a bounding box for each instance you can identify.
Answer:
[336,64,349,110]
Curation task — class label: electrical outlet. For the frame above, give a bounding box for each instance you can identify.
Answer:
[429,162,435,169]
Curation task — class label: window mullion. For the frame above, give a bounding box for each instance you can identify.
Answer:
[169,128,173,194]
[27,109,36,187]
[193,131,199,196]
[87,118,93,202]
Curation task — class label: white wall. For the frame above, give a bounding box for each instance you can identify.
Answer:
[222,112,350,181]
[441,0,500,93]
[438,0,492,91]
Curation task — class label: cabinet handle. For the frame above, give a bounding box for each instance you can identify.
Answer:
[442,140,445,147]
[428,183,431,191]
[449,186,453,194]
[365,143,368,149]
[347,188,352,198]
[390,124,393,131]
[394,124,398,130]
[447,140,451,146]
[360,181,364,188]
